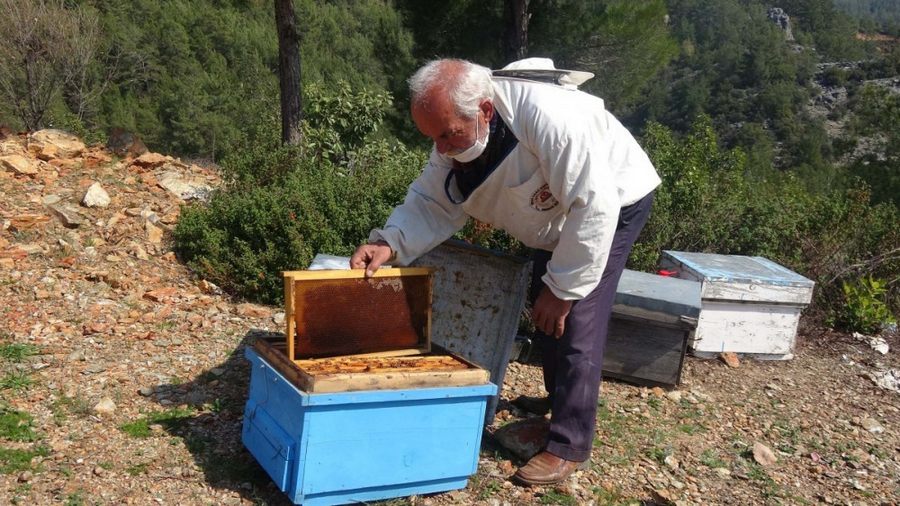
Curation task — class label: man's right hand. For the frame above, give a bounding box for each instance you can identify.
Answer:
[349,241,394,277]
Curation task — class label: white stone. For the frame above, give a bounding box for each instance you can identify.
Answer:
[140,208,160,224]
[198,279,221,294]
[157,171,211,201]
[132,152,168,167]
[664,454,680,470]
[67,348,87,362]
[867,368,900,393]
[691,389,712,402]
[20,244,43,255]
[93,397,117,416]
[81,182,111,208]
[48,204,85,228]
[0,139,24,155]
[133,244,150,261]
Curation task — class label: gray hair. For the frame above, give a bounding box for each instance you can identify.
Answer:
[408,59,493,118]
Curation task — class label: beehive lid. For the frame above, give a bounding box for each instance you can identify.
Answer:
[663,251,813,286]
[283,268,434,360]
[614,269,701,324]
[661,251,814,304]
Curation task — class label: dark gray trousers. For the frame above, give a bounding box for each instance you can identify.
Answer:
[530,191,654,462]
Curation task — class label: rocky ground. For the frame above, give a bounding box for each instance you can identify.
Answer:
[0,131,898,505]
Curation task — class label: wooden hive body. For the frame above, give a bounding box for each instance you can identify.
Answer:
[660,251,815,359]
[243,268,496,504]
[604,269,702,387]
[266,268,489,393]
[243,347,496,505]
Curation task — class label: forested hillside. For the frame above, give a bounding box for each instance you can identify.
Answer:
[1,0,897,323]
[0,1,893,170]
[835,0,900,32]
[0,0,415,160]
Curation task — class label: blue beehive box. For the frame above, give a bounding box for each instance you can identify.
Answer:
[243,268,497,505]
[243,347,496,505]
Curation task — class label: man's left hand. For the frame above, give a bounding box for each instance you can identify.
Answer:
[533,287,573,339]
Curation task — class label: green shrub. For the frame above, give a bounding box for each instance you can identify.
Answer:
[845,84,900,207]
[301,82,393,164]
[832,276,896,334]
[173,81,425,304]
[174,139,423,304]
[219,82,396,185]
[820,66,849,87]
[635,116,900,322]
[631,115,759,270]
[455,221,527,257]
[799,186,899,317]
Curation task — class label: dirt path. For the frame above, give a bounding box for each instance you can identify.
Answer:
[1,132,897,505]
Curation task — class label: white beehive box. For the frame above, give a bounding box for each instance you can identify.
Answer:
[660,251,815,360]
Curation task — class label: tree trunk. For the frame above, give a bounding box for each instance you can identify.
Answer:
[275,0,302,145]
[503,0,530,63]
[23,53,40,131]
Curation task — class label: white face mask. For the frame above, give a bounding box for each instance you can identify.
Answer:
[447,114,488,163]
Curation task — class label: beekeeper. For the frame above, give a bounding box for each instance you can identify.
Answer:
[351,58,660,486]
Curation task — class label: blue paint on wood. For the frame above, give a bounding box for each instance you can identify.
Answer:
[243,399,294,491]
[242,347,497,505]
[615,270,701,318]
[662,251,814,287]
[303,385,498,406]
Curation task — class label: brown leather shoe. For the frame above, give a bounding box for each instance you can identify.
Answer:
[511,395,552,415]
[513,451,589,486]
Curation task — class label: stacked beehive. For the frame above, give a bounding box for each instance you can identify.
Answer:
[242,268,496,506]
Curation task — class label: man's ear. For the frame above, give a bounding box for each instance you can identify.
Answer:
[480,99,494,122]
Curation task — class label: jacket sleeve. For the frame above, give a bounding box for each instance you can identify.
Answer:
[524,103,622,300]
[368,149,468,265]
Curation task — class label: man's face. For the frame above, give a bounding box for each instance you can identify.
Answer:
[411,88,492,156]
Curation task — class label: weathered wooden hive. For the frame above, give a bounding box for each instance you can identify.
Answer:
[604,269,701,387]
[660,251,815,359]
[242,267,495,505]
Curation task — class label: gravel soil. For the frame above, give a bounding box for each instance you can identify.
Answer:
[0,133,898,505]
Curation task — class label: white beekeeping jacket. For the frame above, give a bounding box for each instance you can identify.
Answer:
[370,59,661,300]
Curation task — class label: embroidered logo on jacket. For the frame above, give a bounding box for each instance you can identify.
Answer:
[531,184,559,211]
